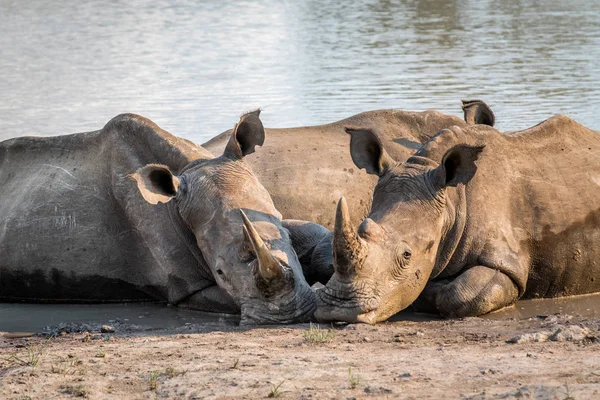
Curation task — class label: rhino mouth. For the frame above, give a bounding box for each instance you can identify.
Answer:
[314,283,380,324]
[239,288,317,325]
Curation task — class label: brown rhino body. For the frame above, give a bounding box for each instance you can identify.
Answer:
[317,115,600,323]
[203,102,493,229]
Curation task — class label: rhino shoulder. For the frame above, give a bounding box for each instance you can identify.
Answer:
[507,115,598,148]
[102,113,213,163]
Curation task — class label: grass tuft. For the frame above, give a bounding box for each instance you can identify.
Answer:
[51,356,80,376]
[2,337,52,370]
[147,370,161,391]
[303,323,335,344]
[348,367,360,389]
[268,379,286,398]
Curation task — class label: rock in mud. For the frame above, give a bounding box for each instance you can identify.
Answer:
[549,325,589,342]
[506,332,550,344]
[101,325,115,333]
[507,325,594,344]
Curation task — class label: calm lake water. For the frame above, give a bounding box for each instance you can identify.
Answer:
[1,0,599,143]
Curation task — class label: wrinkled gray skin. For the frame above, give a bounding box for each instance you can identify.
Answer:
[204,100,495,229]
[0,111,315,325]
[316,115,600,323]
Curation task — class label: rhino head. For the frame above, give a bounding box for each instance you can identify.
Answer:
[133,111,316,325]
[316,127,483,324]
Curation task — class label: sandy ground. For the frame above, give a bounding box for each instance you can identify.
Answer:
[1,314,599,400]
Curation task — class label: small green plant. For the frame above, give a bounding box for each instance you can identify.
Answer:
[3,337,51,370]
[348,367,360,389]
[147,370,161,391]
[303,323,335,344]
[94,350,106,358]
[268,380,286,398]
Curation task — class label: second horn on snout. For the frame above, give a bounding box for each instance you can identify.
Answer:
[332,197,367,276]
[240,210,284,281]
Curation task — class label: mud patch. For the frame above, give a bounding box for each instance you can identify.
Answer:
[1,314,599,399]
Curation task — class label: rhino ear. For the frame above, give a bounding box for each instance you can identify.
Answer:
[461,100,495,127]
[131,164,181,205]
[223,109,265,159]
[346,127,395,176]
[433,145,485,189]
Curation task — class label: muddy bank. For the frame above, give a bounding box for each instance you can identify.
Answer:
[1,311,599,399]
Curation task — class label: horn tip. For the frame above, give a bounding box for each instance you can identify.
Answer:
[240,209,251,226]
[335,197,350,222]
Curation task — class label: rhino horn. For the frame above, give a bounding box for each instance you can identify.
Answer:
[240,210,284,281]
[333,197,366,276]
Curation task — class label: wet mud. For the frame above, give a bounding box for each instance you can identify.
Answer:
[1,293,599,334]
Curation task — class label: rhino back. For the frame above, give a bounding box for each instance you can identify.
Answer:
[204,109,465,228]
[0,115,212,303]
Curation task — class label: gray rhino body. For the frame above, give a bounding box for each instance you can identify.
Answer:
[317,115,600,323]
[0,112,316,325]
[203,101,493,229]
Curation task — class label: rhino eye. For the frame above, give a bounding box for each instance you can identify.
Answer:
[216,268,232,284]
[239,247,255,263]
[403,250,412,260]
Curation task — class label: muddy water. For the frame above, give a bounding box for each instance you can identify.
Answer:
[389,293,600,323]
[1,293,598,332]
[484,292,600,320]
[0,303,239,333]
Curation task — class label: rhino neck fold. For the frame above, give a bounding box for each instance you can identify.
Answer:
[430,185,468,279]
[166,200,215,299]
